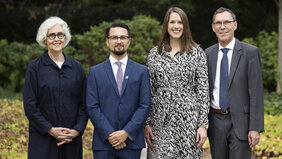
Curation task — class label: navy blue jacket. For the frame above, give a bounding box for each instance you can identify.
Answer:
[86,58,151,151]
[23,51,88,159]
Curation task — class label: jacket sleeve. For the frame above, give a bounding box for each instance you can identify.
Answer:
[23,62,52,135]
[123,67,151,141]
[73,64,89,134]
[86,67,115,141]
[248,48,264,132]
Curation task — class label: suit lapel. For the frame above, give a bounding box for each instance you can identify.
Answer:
[120,58,133,96]
[104,59,120,96]
[210,45,219,89]
[229,39,242,87]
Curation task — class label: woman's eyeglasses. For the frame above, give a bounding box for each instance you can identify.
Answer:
[47,32,65,40]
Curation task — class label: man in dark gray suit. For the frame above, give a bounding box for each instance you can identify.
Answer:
[205,7,264,159]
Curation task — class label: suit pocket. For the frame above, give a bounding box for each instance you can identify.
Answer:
[243,105,249,113]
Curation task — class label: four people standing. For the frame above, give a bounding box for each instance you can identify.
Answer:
[23,7,264,159]
[144,7,210,158]
[86,22,151,159]
[23,16,88,159]
[205,7,264,159]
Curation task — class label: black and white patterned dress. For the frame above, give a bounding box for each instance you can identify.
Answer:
[146,46,210,159]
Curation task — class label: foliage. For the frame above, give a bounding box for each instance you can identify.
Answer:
[253,115,282,158]
[71,15,161,69]
[0,98,94,159]
[264,92,282,116]
[243,31,278,92]
[0,15,161,93]
[202,115,282,159]
[1,98,281,158]
[0,0,278,50]
[0,99,28,158]
[0,39,44,93]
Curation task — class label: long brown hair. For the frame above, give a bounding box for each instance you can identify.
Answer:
[157,7,198,54]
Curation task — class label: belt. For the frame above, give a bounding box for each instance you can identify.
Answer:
[210,107,230,115]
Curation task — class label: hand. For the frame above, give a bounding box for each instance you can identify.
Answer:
[108,130,128,147]
[144,125,154,148]
[48,127,70,140]
[57,129,80,146]
[113,142,127,150]
[248,130,260,148]
[196,127,207,148]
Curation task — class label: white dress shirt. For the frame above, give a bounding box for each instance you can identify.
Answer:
[211,38,235,109]
[109,54,132,140]
[109,55,128,82]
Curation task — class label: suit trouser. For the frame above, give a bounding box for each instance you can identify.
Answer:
[93,148,142,159]
[208,110,251,159]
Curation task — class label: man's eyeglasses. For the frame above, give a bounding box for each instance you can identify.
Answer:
[47,32,65,40]
[108,36,130,42]
[213,21,235,28]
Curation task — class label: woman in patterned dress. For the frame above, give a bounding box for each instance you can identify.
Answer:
[144,7,210,158]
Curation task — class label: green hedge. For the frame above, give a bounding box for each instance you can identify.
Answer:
[0,18,279,94]
[1,98,281,159]
[0,15,161,94]
[242,31,278,92]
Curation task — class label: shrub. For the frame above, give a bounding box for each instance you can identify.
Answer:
[0,15,162,94]
[0,40,44,93]
[71,15,161,74]
[1,98,281,158]
[264,92,282,116]
[242,31,278,92]
[0,98,94,159]
[252,115,282,158]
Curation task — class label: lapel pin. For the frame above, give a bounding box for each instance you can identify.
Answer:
[125,76,128,79]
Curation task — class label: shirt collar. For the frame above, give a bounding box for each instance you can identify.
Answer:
[219,37,235,51]
[42,50,72,68]
[109,54,128,66]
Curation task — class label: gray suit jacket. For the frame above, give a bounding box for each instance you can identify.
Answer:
[205,38,264,140]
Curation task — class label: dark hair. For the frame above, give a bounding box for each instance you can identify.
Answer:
[105,22,131,38]
[157,7,198,54]
[212,7,236,23]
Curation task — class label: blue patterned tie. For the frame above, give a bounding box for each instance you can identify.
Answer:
[220,48,229,112]
[116,61,123,95]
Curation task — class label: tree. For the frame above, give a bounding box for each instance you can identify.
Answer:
[275,0,282,94]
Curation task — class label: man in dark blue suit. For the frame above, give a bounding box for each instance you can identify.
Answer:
[86,22,151,159]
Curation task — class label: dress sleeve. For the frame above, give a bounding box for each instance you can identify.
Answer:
[194,47,210,129]
[145,48,157,126]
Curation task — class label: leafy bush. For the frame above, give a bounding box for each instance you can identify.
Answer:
[0,99,28,158]
[203,114,282,158]
[0,15,161,94]
[71,15,161,75]
[1,98,281,158]
[242,31,278,92]
[253,115,282,158]
[0,98,94,159]
[0,40,44,93]
[264,92,282,116]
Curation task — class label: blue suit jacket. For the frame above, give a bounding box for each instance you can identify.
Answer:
[86,58,151,150]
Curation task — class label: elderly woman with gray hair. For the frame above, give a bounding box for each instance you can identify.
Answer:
[23,16,88,159]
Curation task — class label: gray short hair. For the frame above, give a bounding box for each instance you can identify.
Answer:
[36,16,71,48]
[212,7,236,23]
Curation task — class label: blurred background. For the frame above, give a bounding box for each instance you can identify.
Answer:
[0,0,281,158]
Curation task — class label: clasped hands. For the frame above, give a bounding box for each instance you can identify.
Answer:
[48,127,80,146]
[108,130,129,150]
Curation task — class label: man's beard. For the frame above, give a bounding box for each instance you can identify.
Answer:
[113,49,126,56]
